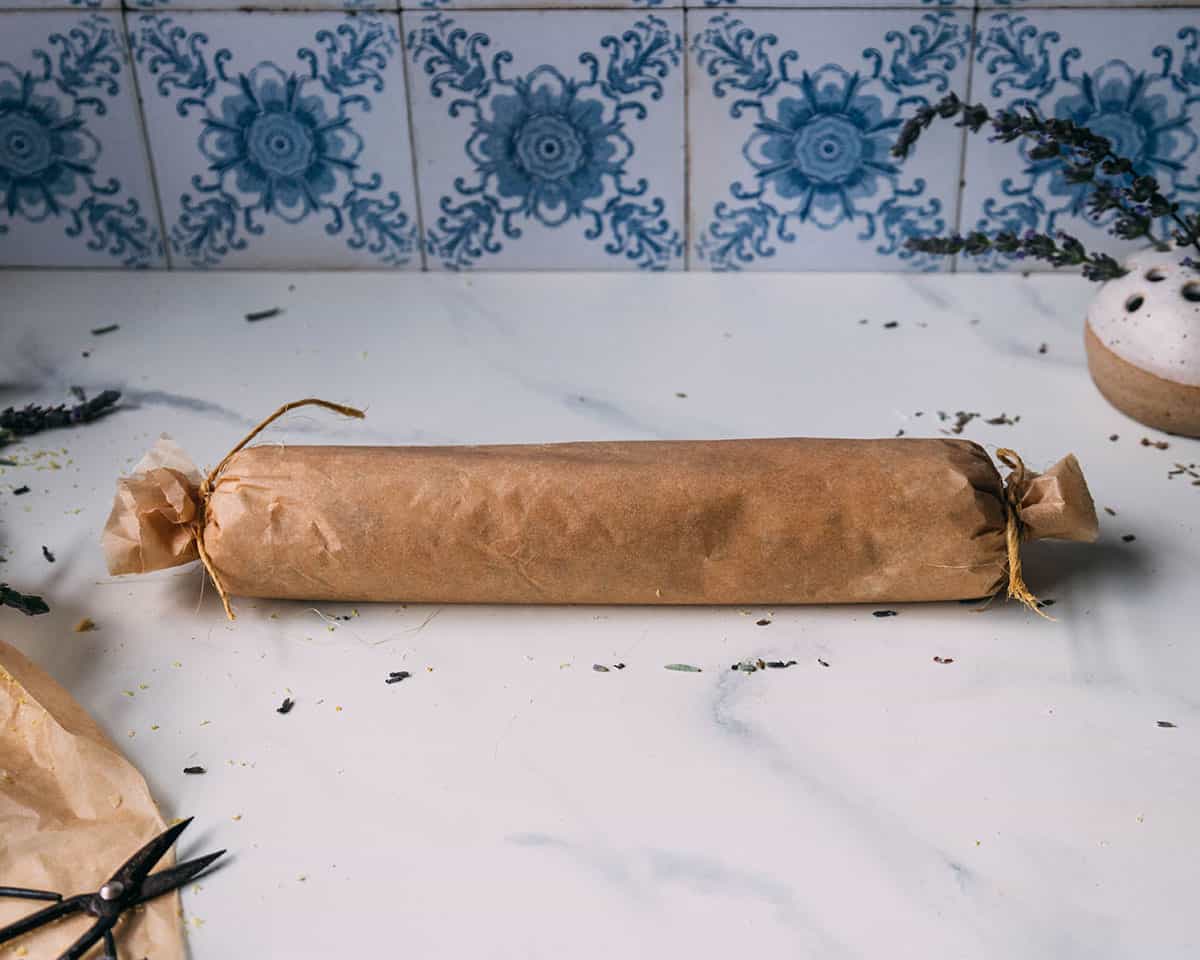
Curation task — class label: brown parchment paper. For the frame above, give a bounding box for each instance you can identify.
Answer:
[105,435,1098,608]
[0,640,184,960]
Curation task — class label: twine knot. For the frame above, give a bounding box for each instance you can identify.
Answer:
[191,398,365,620]
[995,447,1052,620]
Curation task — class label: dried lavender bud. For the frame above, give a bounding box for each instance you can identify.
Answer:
[1,584,49,616]
[891,102,1199,266]
[0,390,121,438]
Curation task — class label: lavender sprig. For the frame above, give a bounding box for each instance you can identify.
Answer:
[0,390,121,442]
[907,230,1126,281]
[892,93,1200,279]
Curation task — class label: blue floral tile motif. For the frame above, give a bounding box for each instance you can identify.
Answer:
[131,11,417,268]
[408,12,683,271]
[0,14,160,267]
[0,2,116,8]
[418,0,668,8]
[961,13,1200,271]
[125,1,390,9]
[690,12,970,271]
[684,0,962,8]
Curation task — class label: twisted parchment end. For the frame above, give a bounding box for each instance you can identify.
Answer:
[102,435,203,576]
[1016,454,1100,544]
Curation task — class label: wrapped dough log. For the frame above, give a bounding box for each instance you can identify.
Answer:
[103,400,1098,618]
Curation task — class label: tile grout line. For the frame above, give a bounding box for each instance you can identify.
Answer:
[682,10,691,271]
[395,8,429,271]
[117,7,174,270]
[949,2,980,275]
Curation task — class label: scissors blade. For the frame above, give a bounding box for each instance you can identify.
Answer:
[0,895,85,945]
[134,850,226,905]
[109,818,194,889]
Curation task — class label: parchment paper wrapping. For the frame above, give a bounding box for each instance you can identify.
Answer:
[104,435,1097,607]
[0,640,184,960]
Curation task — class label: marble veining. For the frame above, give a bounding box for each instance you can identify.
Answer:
[0,269,1197,959]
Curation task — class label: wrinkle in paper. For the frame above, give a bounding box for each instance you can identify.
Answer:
[103,436,1099,606]
[0,640,185,960]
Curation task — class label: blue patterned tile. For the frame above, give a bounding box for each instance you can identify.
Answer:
[405,10,685,271]
[0,2,117,9]
[130,10,419,269]
[688,10,970,272]
[416,0,676,9]
[959,11,1200,273]
[125,2,396,10]
[0,12,162,267]
[681,0,965,9]
[981,0,1196,8]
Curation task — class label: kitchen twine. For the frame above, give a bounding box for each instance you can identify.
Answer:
[192,398,365,620]
[996,447,1052,620]
[190,401,1048,621]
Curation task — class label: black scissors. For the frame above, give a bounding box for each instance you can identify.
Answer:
[0,817,224,960]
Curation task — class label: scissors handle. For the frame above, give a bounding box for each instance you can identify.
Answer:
[0,895,83,945]
[0,887,62,902]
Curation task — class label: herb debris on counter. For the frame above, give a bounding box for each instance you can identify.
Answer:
[90,323,119,335]
[184,766,206,775]
[245,307,282,322]
[386,670,411,685]
[11,485,29,495]
[276,697,295,715]
[0,390,120,441]
[0,583,49,615]
[664,663,702,672]
[873,610,898,618]
[41,546,55,563]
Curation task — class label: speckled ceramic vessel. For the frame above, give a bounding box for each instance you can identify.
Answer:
[1085,250,1200,438]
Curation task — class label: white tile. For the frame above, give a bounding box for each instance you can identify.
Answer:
[959,10,1200,274]
[0,11,162,267]
[688,9,971,272]
[405,9,685,271]
[130,10,420,269]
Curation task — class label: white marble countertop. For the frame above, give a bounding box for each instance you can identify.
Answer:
[2,269,1198,960]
